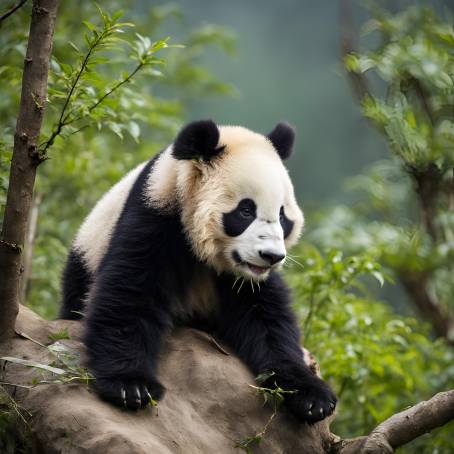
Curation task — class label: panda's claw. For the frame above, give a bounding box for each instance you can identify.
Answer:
[134,385,142,406]
[121,387,127,408]
[146,390,154,405]
[284,378,337,424]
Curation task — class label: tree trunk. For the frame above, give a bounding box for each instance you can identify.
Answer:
[0,0,58,341]
[20,192,42,304]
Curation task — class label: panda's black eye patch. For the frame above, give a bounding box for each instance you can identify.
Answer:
[223,199,257,237]
[280,206,294,239]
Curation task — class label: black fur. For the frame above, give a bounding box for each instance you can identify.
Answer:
[223,198,257,237]
[172,119,224,162]
[83,157,199,409]
[60,249,92,320]
[215,273,336,424]
[267,122,295,160]
[280,206,294,239]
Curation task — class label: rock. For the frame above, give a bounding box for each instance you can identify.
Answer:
[1,306,333,453]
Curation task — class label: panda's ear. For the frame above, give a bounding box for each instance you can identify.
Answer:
[267,122,296,160]
[172,119,224,162]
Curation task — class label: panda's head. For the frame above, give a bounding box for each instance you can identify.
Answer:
[147,120,304,281]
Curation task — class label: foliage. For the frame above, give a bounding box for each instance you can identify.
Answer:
[296,7,454,451]
[0,386,31,454]
[1,340,94,387]
[341,4,454,340]
[0,1,235,318]
[236,372,295,453]
[287,245,454,453]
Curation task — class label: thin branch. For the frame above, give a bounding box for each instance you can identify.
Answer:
[40,50,147,153]
[39,30,106,153]
[409,163,442,243]
[0,0,28,24]
[339,0,371,103]
[66,60,145,125]
[91,63,143,113]
[409,77,435,127]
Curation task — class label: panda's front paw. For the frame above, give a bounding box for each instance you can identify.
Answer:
[285,378,337,424]
[93,376,165,410]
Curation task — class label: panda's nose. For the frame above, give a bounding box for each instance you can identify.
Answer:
[259,250,285,265]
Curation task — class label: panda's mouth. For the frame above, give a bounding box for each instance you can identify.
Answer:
[232,251,271,276]
[246,263,271,275]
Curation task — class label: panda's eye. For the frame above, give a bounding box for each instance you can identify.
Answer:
[279,206,285,222]
[240,207,253,218]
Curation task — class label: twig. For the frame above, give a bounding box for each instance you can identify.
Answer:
[408,77,435,127]
[208,335,230,356]
[87,63,144,114]
[339,0,371,103]
[0,0,28,24]
[39,30,106,153]
[0,382,33,389]
[410,163,441,243]
[40,51,148,152]
[15,329,47,348]
[66,61,145,126]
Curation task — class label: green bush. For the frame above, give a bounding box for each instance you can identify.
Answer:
[287,245,454,453]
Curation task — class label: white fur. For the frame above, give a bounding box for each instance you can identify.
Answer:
[73,162,147,273]
[74,124,304,281]
[144,145,177,210]
[174,125,304,279]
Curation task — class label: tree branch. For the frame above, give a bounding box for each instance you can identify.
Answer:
[370,389,454,449]
[399,271,454,344]
[0,0,28,24]
[64,60,145,127]
[409,163,442,243]
[339,0,371,103]
[0,0,59,341]
[335,390,454,453]
[408,77,435,127]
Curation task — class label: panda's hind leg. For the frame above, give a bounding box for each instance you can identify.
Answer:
[60,248,91,320]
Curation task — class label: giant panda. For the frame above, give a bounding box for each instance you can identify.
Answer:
[61,120,337,423]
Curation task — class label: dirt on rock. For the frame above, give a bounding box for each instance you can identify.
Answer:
[0,306,333,453]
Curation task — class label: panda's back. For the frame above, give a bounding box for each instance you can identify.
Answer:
[73,161,147,275]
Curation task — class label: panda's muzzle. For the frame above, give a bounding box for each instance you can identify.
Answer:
[259,250,285,266]
[232,250,283,276]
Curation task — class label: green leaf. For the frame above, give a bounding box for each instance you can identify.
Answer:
[128,121,140,142]
[82,20,96,31]
[372,270,385,287]
[48,328,71,342]
[1,357,66,375]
